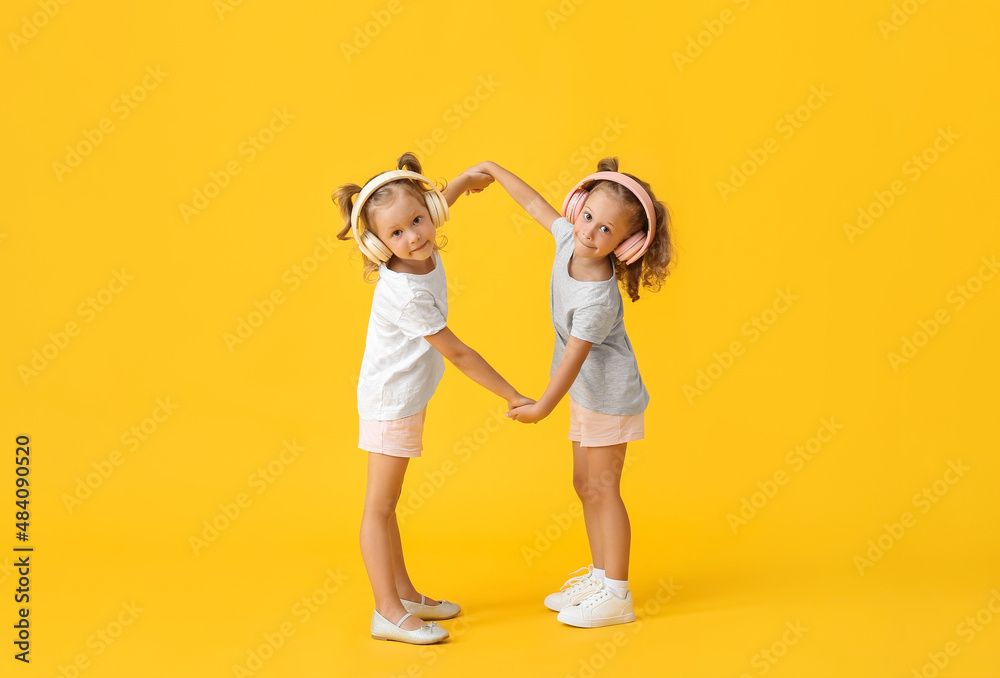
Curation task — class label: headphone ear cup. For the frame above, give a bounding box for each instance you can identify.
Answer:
[424,189,450,228]
[564,189,589,223]
[613,230,646,263]
[360,228,392,263]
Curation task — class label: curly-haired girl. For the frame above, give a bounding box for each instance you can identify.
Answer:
[465,157,673,628]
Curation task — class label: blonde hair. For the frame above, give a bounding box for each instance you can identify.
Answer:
[587,157,675,302]
[333,152,448,280]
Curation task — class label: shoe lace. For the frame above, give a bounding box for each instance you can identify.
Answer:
[581,586,612,608]
[559,565,594,592]
[567,577,602,597]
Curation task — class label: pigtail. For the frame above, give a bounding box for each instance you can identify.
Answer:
[397,152,423,174]
[398,150,448,195]
[333,183,362,242]
[332,182,380,281]
[597,156,620,173]
[633,198,674,300]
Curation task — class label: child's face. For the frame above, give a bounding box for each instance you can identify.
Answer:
[572,190,638,260]
[371,191,437,262]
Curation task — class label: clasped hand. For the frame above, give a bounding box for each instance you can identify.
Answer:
[505,395,547,424]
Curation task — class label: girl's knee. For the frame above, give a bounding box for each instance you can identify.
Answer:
[589,481,622,505]
[362,498,396,522]
[573,473,591,500]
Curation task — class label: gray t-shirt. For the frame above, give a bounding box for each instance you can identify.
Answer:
[549,217,649,415]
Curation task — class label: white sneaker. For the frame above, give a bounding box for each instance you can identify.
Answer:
[556,585,635,628]
[544,565,603,611]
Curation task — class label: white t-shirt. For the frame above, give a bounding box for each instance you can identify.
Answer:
[357,252,448,420]
[549,217,649,415]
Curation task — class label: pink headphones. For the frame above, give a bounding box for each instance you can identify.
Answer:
[561,171,657,265]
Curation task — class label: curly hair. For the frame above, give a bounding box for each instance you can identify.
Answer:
[586,157,674,301]
[332,152,447,281]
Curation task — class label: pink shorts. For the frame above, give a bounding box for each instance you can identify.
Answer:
[568,397,645,448]
[358,408,426,458]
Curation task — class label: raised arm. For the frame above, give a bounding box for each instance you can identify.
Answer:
[424,326,533,410]
[442,168,496,207]
[507,336,593,423]
[468,161,561,232]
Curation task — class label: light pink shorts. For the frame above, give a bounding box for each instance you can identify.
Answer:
[358,408,426,458]
[568,397,645,448]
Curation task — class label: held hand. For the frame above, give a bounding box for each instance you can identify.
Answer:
[506,392,535,411]
[507,402,547,424]
[466,161,498,180]
[463,169,495,195]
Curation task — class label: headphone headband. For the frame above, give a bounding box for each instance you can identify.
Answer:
[350,169,442,242]
[561,171,657,265]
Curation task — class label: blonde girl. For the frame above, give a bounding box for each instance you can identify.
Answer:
[467,158,672,628]
[333,153,532,644]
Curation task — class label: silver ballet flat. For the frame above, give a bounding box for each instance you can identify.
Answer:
[370,610,449,645]
[401,594,461,621]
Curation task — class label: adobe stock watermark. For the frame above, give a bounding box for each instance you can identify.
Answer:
[522,455,638,566]
[853,459,970,575]
[878,0,929,40]
[545,0,588,30]
[735,620,809,677]
[510,117,629,234]
[683,287,798,403]
[565,578,683,678]
[178,107,294,224]
[189,439,305,555]
[908,589,1000,678]
[223,235,338,353]
[387,614,476,678]
[887,255,997,372]
[17,269,134,385]
[414,75,502,160]
[672,0,752,73]
[231,231,453,355]
[7,0,71,53]
[214,0,248,20]
[843,126,959,243]
[51,601,144,677]
[717,84,833,201]
[51,66,169,182]
[726,416,843,534]
[0,557,16,585]
[340,0,407,62]
[397,405,509,525]
[61,397,180,514]
[232,567,350,678]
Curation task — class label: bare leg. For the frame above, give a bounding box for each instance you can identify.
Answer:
[389,513,441,606]
[587,443,630,580]
[573,441,605,570]
[359,452,423,631]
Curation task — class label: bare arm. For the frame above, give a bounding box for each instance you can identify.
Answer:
[468,161,561,232]
[507,336,593,423]
[424,326,533,409]
[442,169,495,207]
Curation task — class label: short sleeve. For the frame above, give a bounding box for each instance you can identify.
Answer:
[397,292,447,340]
[551,216,573,242]
[570,304,615,345]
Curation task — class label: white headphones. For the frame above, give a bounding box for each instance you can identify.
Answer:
[350,170,450,264]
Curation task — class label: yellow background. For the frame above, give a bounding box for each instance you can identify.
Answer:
[3,0,999,676]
